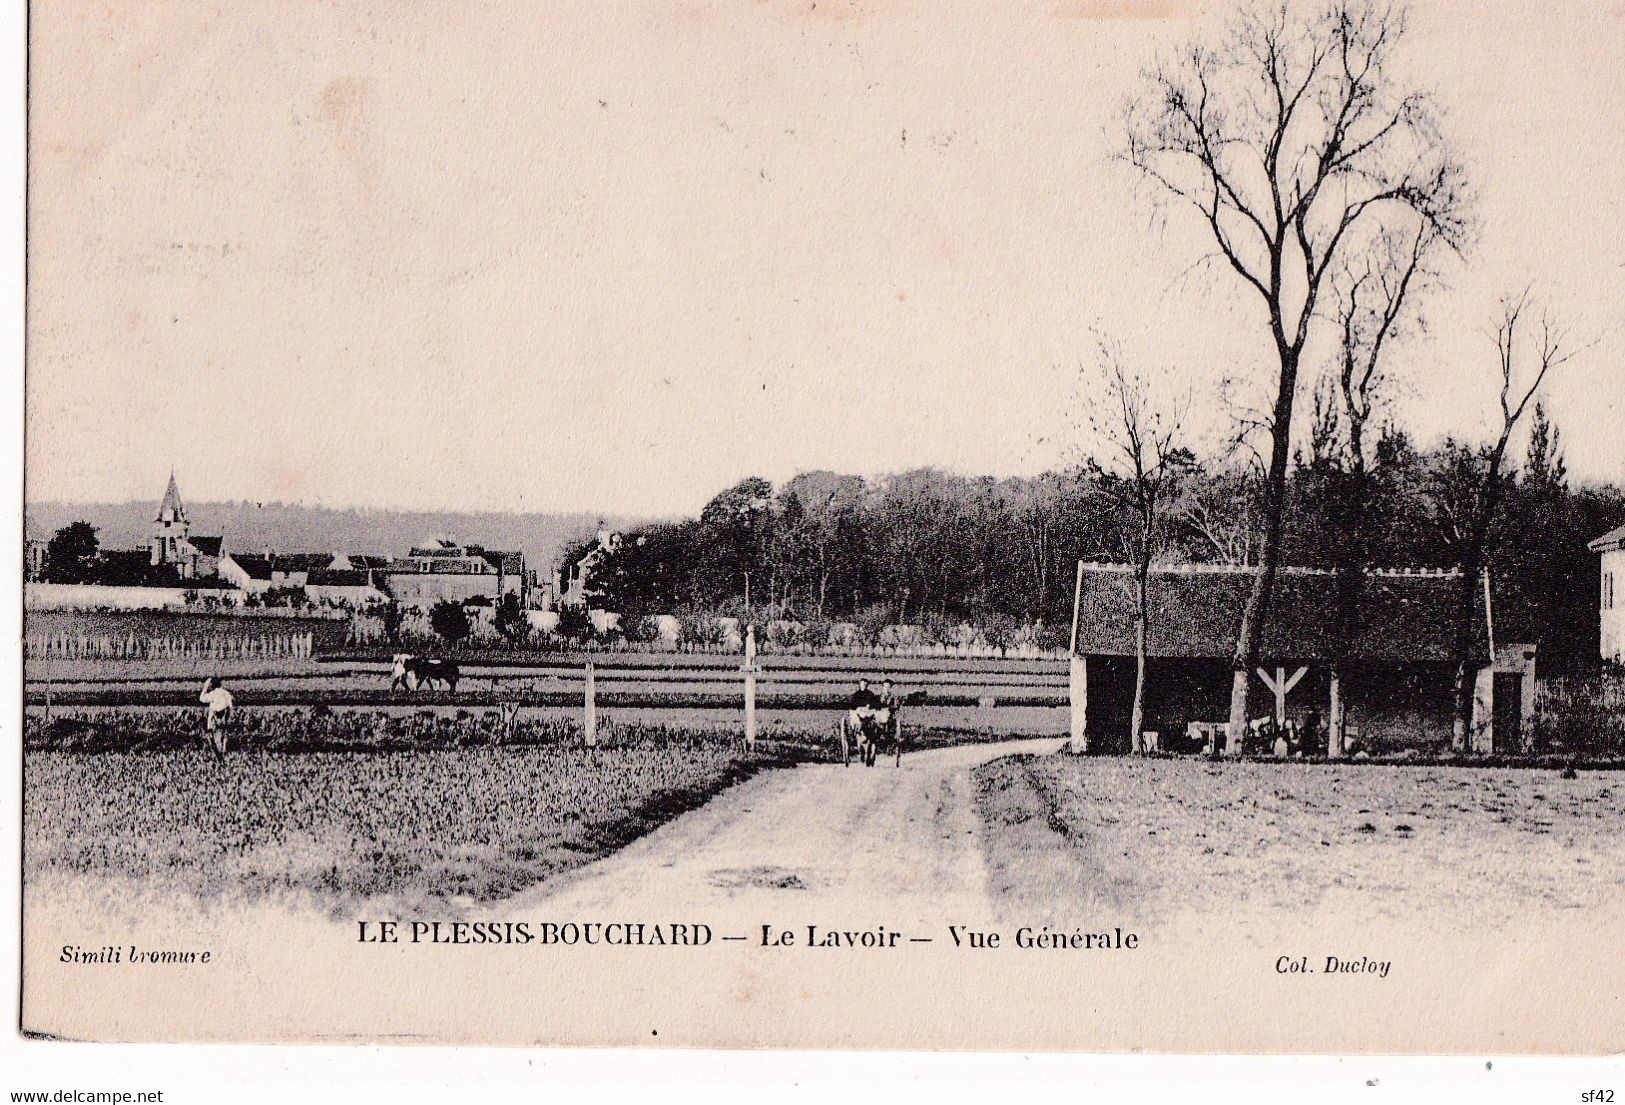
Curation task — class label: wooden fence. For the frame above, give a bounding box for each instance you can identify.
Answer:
[26,631,316,661]
[1532,670,1625,751]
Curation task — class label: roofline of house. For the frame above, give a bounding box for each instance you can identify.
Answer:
[1588,529,1625,553]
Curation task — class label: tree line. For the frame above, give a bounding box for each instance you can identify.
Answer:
[568,410,1623,678]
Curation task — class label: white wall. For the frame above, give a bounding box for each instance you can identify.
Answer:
[1603,548,1625,662]
[25,582,191,610]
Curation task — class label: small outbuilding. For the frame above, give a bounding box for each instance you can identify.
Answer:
[1590,523,1625,663]
[1068,563,1533,756]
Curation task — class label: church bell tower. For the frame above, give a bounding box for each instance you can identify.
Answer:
[151,471,190,567]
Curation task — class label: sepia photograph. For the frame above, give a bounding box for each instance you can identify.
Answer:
[17,0,1625,1058]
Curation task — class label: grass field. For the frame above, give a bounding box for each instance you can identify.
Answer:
[23,704,1059,755]
[975,753,1625,928]
[24,736,772,914]
[25,652,1070,706]
[23,706,1040,912]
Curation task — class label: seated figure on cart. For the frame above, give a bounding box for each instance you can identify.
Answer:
[847,678,880,732]
[839,678,919,767]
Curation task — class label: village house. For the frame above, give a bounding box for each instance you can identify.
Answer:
[557,525,622,608]
[304,567,388,607]
[328,553,390,573]
[1069,562,1535,756]
[217,550,346,594]
[217,553,275,594]
[1590,523,1625,663]
[25,537,47,581]
[267,552,337,588]
[381,539,528,609]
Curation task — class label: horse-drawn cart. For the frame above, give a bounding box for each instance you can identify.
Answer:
[835,690,925,767]
[837,709,903,767]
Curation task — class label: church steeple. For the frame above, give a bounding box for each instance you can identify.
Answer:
[156,470,187,525]
[151,470,191,566]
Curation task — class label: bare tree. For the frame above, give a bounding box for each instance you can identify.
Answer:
[1320,221,1437,755]
[1185,466,1263,566]
[1439,293,1583,750]
[1123,0,1469,752]
[1085,343,1193,755]
[1015,480,1058,619]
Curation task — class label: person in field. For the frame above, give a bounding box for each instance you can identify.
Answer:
[875,678,899,731]
[199,677,235,758]
[848,677,880,735]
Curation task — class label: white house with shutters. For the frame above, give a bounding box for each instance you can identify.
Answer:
[1591,523,1625,663]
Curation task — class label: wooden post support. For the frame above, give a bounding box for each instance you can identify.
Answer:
[584,661,598,746]
[1068,654,1088,754]
[742,626,758,750]
[1068,561,1088,754]
[1255,665,1307,726]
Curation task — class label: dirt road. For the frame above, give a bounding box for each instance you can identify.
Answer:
[503,737,1068,926]
[26,737,1625,1050]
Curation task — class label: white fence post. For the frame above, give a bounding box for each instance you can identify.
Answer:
[1068,560,1088,754]
[584,661,598,746]
[1069,655,1088,754]
[742,626,758,750]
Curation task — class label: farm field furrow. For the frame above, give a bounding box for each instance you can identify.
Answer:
[25,687,1066,709]
[24,740,772,913]
[975,754,1625,930]
[25,654,1073,710]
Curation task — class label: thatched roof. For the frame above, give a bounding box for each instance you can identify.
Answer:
[1072,563,1488,663]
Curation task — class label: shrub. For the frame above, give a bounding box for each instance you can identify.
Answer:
[493,594,530,644]
[917,612,957,647]
[1031,621,1068,652]
[554,605,595,643]
[798,614,834,651]
[764,619,803,648]
[429,600,472,645]
[853,603,894,646]
[980,611,1021,651]
[681,611,728,648]
[621,614,656,644]
[263,585,308,609]
[375,600,406,644]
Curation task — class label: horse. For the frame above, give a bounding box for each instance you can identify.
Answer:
[837,689,927,767]
[839,709,892,767]
[390,653,461,695]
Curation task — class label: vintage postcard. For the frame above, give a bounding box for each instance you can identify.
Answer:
[20,0,1625,1052]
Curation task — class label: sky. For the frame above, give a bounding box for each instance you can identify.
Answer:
[26,0,1625,518]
